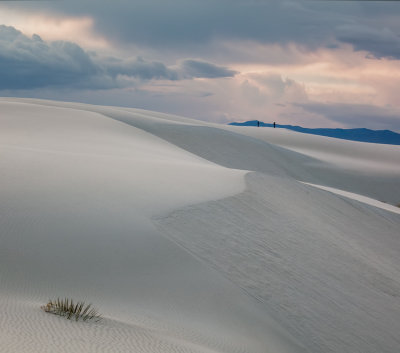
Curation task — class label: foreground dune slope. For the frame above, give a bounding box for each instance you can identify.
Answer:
[1,98,400,353]
[157,173,400,353]
[0,99,303,353]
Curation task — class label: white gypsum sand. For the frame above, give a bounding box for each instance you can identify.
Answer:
[222,124,400,174]
[1,97,400,353]
[221,124,400,205]
[0,98,304,353]
[157,173,400,353]
[301,182,400,215]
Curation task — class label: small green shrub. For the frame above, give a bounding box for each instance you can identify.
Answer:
[41,298,102,322]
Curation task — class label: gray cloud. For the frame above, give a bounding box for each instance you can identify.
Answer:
[0,0,351,51]
[336,24,400,59]
[5,0,400,61]
[298,102,400,131]
[0,25,235,90]
[180,59,237,78]
[102,56,179,81]
[0,25,100,89]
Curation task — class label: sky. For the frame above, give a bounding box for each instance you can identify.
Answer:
[1,0,400,131]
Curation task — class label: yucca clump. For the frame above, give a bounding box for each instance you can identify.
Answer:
[41,298,102,322]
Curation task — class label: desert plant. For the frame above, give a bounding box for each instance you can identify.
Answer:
[41,298,102,322]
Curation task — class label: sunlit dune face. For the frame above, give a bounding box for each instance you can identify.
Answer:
[0,8,109,49]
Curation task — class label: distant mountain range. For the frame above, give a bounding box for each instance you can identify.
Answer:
[229,120,400,145]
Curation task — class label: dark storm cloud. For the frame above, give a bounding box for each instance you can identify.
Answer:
[93,0,340,50]
[4,0,400,60]
[0,0,343,49]
[298,102,400,131]
[0,25,236,90]
[0,25,99,89]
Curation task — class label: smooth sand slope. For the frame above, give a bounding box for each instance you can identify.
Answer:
[222,124,400,205]
[0,99,303,353]
[1,97,400,353]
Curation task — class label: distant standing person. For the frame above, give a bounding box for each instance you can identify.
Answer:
[273,122,276,128]
[257,120,260,127]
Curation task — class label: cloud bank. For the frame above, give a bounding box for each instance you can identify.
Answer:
[0,25,236,90]
[5,0,400,61]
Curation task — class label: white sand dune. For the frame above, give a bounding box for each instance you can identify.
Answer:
[223,125,400,173]
[1,97,400,353]
[301,182,400,215]
[221,125,400,205]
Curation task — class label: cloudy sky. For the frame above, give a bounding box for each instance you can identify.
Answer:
[1,0,400,131]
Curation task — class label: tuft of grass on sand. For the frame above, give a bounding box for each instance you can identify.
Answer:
[41,298,102,322]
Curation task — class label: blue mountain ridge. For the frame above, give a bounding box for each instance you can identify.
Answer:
[229,120,400,145]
